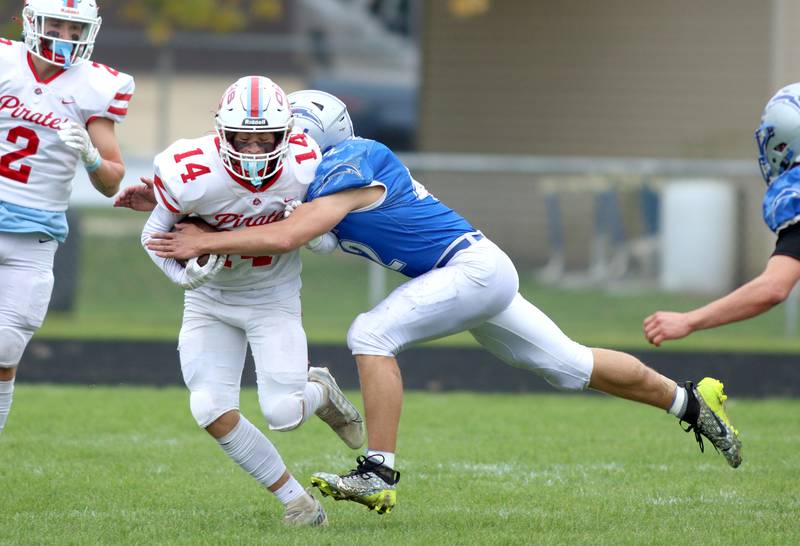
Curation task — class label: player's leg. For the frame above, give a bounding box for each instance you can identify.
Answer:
[312,239,519,512]
[0,233,56,436]
[179,292,326,526]
[470,294,741,467]
[245,290,362,448]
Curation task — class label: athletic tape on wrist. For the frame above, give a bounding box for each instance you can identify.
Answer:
[85,154,102,173]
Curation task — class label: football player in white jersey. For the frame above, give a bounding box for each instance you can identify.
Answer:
[0,0,133,436]
[134,90,743,516]
[139,76,363,527]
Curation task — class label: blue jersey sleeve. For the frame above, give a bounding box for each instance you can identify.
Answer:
[763,169,800,233]
[307,139,377,200]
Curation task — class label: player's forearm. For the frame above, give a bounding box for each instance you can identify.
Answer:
[142,207,185,284]
[198,225,306,256]
[686,277,785,331]
[89,159,125,197]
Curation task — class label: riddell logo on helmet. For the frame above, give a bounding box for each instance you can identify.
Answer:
[242,118,267,126]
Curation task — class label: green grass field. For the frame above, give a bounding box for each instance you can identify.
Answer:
[37,207,800,352]
[0,385,797,545]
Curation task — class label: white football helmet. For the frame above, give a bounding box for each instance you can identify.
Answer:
[22,0,102,68]
[755,82,800,184]
[289,90,354,153]
[215,76,293,185]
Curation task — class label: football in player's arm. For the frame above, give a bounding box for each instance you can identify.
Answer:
[0,0,133,435]
[644,83,800,346]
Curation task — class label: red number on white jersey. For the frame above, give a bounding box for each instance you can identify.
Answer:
[173,148,211,183]
[289,133,309,147]
[223,255,274,268]
[91,62,119,76]
[0,38,12,46]
[288,133,317,164]
[241,255,273,267]
[0,126,40,184]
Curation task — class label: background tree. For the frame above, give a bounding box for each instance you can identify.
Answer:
[119,0,283,44]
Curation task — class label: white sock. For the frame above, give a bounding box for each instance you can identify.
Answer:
[303,381,326,416]
[667,385,687,418]
[0,378,15,435]
[273,476,304,506]
[366,450,395,470]
[217,415,286,488]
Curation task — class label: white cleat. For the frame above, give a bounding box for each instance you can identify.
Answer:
[282,491,328,527]
[308,366,365,449]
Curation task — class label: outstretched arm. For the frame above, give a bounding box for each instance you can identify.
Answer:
[643,255,800,346]
[114,177,156,211]
[146,185,384,260]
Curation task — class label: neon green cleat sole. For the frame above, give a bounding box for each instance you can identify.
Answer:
[694,377,742,468]
[310,475,348,501]
[311,474,397,515]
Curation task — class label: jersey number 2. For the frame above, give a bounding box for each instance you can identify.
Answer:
[0,126,40,184]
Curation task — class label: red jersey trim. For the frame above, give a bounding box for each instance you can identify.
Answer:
[153,175,181,213]
[107,106,128,116]
[26,51,67,84]
[213,136,283,193]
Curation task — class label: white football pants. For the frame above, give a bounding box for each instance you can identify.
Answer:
[347,237,594,391]
[179,284,310,429]
[0,232,57,367]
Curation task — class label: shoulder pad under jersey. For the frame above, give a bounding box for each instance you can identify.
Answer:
[764,168,800,233]
[308,138,388,200]
[284,129,322,186]
[152,136,215,214]
[0,39,21,63]
[78,60,135,124]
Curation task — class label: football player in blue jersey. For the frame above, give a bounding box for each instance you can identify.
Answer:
[644,83,800,345]
[133,90,743,516]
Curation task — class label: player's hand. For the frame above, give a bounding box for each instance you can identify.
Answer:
[643,311,693,347]
[283,199,302,218]
[147,222,210,261]
[305,232,339,254]
[178,254,226,289]
[58,120,100,167]
[114,177,157,211]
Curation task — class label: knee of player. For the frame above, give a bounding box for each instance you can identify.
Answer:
[540,345,594,392]
[0,328,28,367]
[189,390,236,428]
[347,313,396,355]
[542,370,588,392]
[260,393,305,432]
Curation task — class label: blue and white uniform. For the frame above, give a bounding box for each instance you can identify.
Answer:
[307,138,593,391]
[309,138,477,277]
[763,168,800,233]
